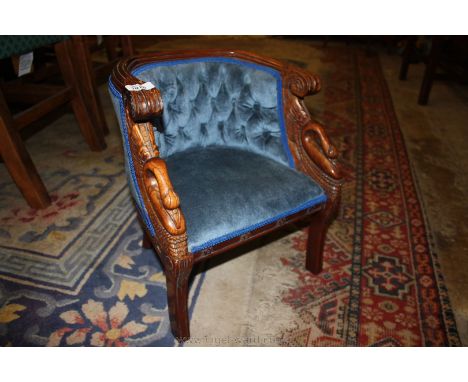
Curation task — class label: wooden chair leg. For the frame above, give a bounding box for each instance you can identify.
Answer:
[0,91,51,209]
[306,203,338,275]
[120,36,135,57]
[54,40,106,151]
[72,36,110,136]
[399,36,417,81]
[418,36,443,106]
[165,258,192,341]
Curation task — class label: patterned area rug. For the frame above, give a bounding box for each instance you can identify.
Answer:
[285,47,460,346]
[0,95,204,346]
[0,40,460,346]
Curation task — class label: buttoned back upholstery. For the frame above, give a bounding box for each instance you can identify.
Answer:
[132,58,294,166]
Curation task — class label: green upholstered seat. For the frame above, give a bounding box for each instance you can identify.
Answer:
[0,36,68,60]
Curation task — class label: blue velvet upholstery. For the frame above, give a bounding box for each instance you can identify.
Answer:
[165,147,326,253]
[132,58,294,167]
[108,57,327,252]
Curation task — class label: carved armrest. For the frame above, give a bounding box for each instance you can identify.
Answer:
[302,121,341,180]
[143,158,186,235]
[123,85,163,123]
[113,65,187,239]
[285,65,321,98]
[283,64,342,182]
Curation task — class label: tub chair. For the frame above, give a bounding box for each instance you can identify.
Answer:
[109,50,343,341]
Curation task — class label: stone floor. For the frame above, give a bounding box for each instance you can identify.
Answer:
[131,36,468,345]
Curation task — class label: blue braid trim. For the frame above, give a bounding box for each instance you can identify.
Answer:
[190,193,327,253]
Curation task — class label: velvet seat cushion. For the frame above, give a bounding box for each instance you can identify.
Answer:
[165,146,326,253]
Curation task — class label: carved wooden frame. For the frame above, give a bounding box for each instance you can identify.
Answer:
[110,49,343,341]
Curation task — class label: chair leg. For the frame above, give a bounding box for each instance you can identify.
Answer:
[0,91,51,209]
[54,40,106,151]
[165,257,193,341]
[120,36,135,57]
[306,202,339,275]
[71,36,110,136]
[418,36,443,106]
[104,36,120,61]
[399,36,417,81]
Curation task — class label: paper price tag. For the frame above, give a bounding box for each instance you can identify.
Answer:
[18,52,34,77]
[125,82,155,91]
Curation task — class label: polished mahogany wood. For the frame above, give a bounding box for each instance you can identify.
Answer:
[111,49,343,340]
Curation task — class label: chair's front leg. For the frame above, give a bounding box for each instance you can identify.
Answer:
[300,121,343,274]
[119,72,192,341]
[142,158,191,340]
[165,256,193,341]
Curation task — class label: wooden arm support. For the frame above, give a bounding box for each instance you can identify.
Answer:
[124,86,163,123]
[143,158,186,235]
[302,121,341,180]
[285,65,321,98]
[282,63,341,183]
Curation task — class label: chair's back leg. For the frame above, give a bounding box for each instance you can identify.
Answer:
[0,90,51,209]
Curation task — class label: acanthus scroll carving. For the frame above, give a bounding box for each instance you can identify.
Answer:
[284,65,321,98]
[124,87,164,123]
[130,122,159,162]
